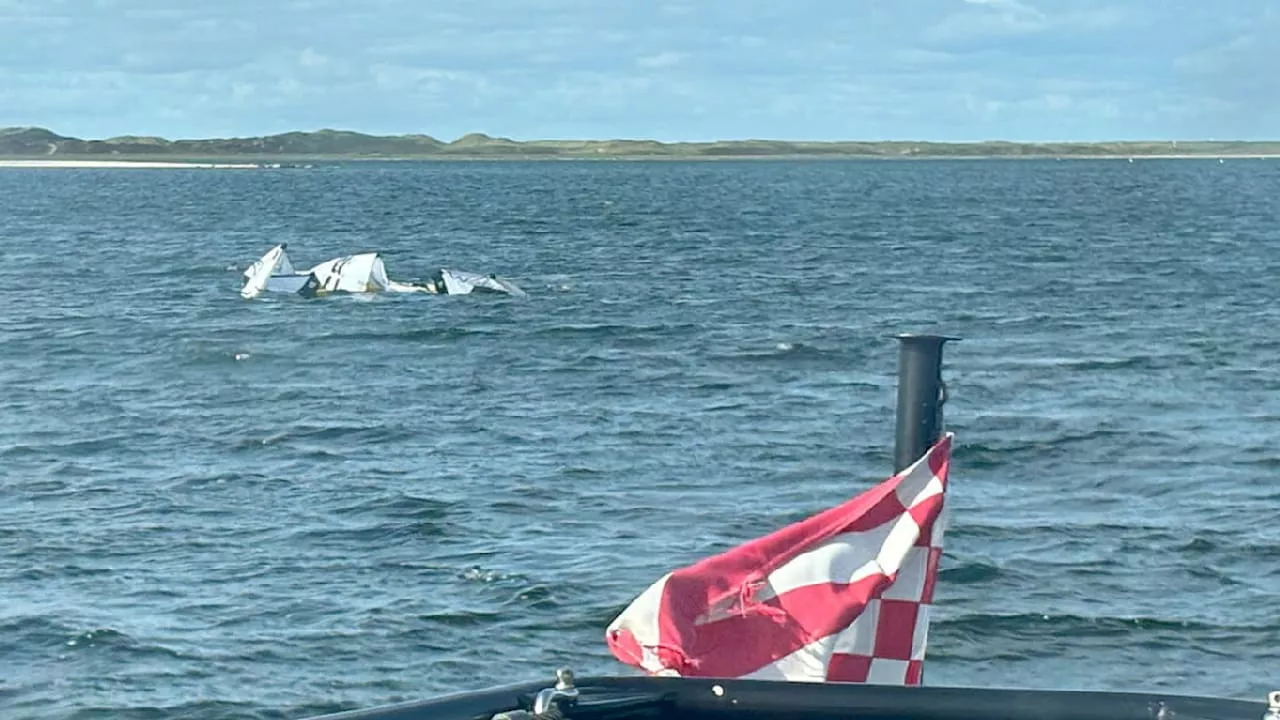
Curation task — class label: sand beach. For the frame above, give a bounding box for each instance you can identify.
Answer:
[0,159,262,169]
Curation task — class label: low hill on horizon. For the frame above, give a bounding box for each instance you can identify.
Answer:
[3,126,1279,160]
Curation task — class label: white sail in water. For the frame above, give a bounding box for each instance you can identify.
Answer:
[308,253,385,293]
[240,244,315,298]
[242,244,296,280]
[307,252,428,294]
[439,268,527,297]
[240,245,523,299]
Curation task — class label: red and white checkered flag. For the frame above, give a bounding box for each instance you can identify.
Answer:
[606,433,952,685]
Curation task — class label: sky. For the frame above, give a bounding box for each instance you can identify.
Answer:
[0,0,1276,142]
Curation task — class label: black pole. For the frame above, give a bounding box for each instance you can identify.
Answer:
[893,334,959,474]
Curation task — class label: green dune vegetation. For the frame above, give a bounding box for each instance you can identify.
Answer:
[3,126,1279,162]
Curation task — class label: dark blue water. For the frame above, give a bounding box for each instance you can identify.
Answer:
[2,159,1278,720]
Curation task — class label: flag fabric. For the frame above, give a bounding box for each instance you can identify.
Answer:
[605,432,953,685]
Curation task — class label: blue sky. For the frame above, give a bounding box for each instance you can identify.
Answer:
[0,0,1275,142]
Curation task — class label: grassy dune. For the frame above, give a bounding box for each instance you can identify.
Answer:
[3,126,1278,162]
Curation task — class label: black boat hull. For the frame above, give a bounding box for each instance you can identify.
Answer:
[300,674,1270,720]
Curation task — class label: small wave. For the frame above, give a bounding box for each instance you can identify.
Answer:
[1,620,210,667]
[950,428,1159,467]
[936,611,1246,639]
[707,341,861,367]
[1178,535,1225,554]
[939,560,1006,585]
[6,477,72,496]
[165,471,281,491]
[504,583,562,611]
[1185,565,1242,586]
[531,322,703,340]
[332,492,455,522]
[558,465,607,477]
[0,615,79,647]
[950,520,1182,539]
[688,380,739,392]
[311,326,504,343]
[457,566,524,584]
[284,518,453,546]
[928,610,1280,667]
[64,627,138,651]
[1,435,140,459]
[227,423,418,450]
[415,609,504,627]
[66,700,276,720]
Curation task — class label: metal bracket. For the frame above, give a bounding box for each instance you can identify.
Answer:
[532,668,580,716]
[490,669,580,720]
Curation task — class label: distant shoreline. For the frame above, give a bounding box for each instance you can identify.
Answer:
[3,126,1280,163]
[0,155,1276,169]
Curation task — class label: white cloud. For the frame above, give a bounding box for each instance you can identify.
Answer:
[963,0,1043,18]
[298,48,328,69]
[636,52,684,69]
[1042,93,1072,110]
